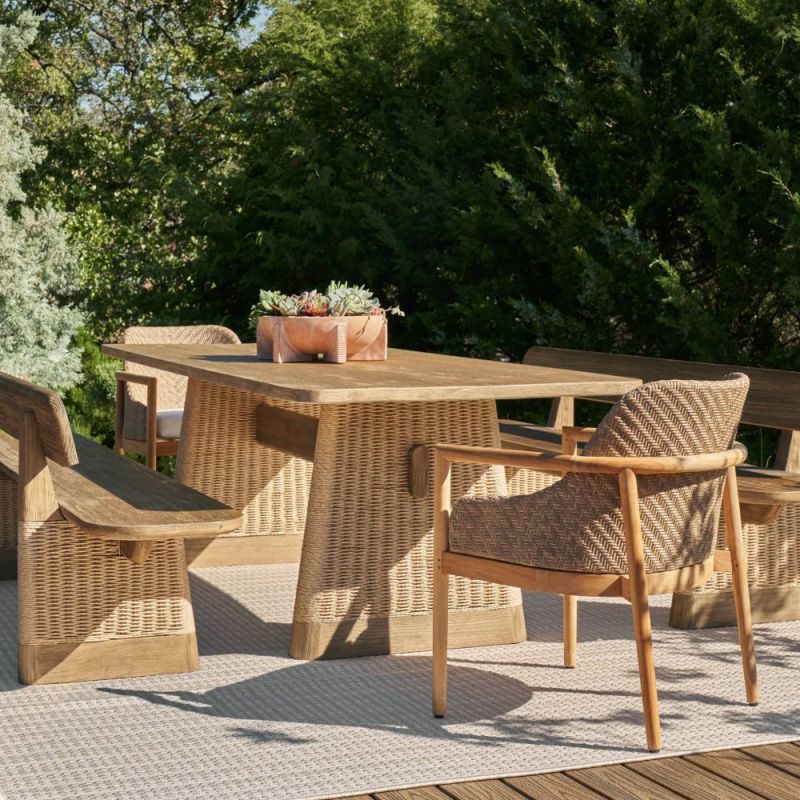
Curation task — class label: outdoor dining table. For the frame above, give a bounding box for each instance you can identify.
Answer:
[101,342,641,660]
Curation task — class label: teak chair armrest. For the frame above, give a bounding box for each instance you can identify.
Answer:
[433,442,747,476]
[560,426,597,456]
[115,370,158,468]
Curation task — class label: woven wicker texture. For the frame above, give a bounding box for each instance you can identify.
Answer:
[294,399,519,626]
[17,520,193,643]
[451,374,749,575]
[0,472,15,551]
[175,380,315,540]
[690,505,800,596]
[506,465,560,497]
[121,325,241,442]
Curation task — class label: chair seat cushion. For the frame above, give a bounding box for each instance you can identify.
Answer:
[156,409,183,440]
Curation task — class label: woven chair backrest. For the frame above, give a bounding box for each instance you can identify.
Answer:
[576,372,750,571]
[120,325,241,442]
[0,372,78,466]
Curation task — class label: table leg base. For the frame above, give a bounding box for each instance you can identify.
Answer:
[670,585,800,629]
[186,534,303,568]
[289,605,525,660]
[19,632,200,685]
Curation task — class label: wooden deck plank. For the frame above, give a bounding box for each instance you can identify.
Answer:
[626,757,765,800]
[505,772,607,799]
[438,779,527,799]
[685,749,800,800]
[373,787,452,800]
[742,742,800,779]
[566,763,689,799]
[327,740,800,800]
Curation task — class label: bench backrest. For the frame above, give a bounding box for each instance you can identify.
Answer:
[523,347,800,431]
[0,372,78,466]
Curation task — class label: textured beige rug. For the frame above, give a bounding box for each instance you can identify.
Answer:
[0,564,798,800]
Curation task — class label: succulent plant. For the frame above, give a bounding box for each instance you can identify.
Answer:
[257,289,285,314]
[251,282,403,320]
[274,294,303,316]
[298,290,330,316]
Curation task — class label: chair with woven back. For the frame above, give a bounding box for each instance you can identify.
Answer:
[115,325,240,468]
[431,373,758,751]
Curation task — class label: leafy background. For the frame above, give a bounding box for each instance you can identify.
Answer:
[1,0,798,451]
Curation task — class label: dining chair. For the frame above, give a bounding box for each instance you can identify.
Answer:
[432,373,758,751]
[115,325,241,469]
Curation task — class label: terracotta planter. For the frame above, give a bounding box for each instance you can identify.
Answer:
[256,315,388,363]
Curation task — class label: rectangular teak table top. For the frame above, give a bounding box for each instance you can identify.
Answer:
[101,343,642,404]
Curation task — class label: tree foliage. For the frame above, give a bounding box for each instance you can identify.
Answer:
[0,10,82,388]
[200,0,800,365]
[2,0,799,383]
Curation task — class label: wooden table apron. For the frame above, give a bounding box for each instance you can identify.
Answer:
[101,344,641,660]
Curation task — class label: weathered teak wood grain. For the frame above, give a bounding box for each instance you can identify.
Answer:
[101,343,642,405]
[523,345,800,430]
[0,432,241,541]
[0,372,77,466]
[255,403,318,460]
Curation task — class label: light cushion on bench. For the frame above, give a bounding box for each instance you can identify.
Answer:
[156,408,183,440]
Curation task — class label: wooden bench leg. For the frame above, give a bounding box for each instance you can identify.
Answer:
[18,522,199,685]
[17,412,198,685]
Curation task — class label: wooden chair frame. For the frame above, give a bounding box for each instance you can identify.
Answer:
[431,438,759,752]
[115,371,179,469]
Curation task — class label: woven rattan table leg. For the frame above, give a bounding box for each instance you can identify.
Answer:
[670,505,800,628]
[176,379,316,566]
[290,399,526,660]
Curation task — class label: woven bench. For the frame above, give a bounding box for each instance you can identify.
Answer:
[0,371,241,684]
[501,346,800,629]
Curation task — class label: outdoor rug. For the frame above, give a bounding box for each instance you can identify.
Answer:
[0,563,798,800]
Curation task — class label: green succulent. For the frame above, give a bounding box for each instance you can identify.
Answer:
[250,289,287,326]
[258,289,286,314]
[274,294,303,316]
[326,281,394,316]
[252,282,403,319]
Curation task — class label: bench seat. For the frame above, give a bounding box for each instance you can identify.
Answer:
[0,431,241,542]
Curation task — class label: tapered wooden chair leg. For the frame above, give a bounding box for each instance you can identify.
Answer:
[563,594,577,668]
[724,466,759,705]
[432,450,451,718]
[620,468,661,752]
[432,566,448,718]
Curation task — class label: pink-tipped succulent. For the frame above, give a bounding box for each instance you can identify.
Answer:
[298,290,330,316]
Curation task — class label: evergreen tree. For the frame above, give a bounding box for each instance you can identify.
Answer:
[0,11,82,387]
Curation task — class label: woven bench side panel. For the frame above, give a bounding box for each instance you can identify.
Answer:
[18,521,193,643]
[121,325,240,442]
[691,506,800,595]
[0,472,16,551]
[176,381,315,539]
[295,399,519,625]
